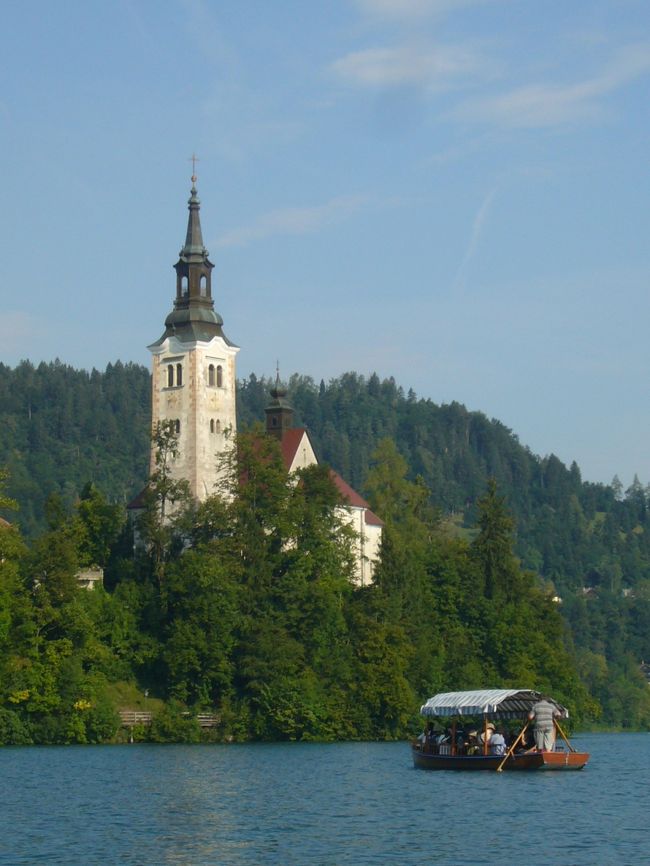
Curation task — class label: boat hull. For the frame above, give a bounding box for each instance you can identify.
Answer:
[412,745,589,771]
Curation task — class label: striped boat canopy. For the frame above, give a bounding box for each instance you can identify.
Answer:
[420,689,569,720]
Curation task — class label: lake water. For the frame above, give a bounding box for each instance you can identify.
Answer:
[0,734,647,865]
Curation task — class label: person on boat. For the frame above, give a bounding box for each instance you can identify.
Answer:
[528,696,561,751]
[466,730,479,755]
[489,728,507,756]
[435,729,450,746]
[417,722,436,749]
[514,729,534,753]
[425,723,439,751]
[478,721,495,749]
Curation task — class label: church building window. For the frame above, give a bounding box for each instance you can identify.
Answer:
[217,365,223,388]
[210,419,214,433]
[167,365,174,387]
[215,420,221,433]
[176,364,183,387]
[200,275,207,297]
[181,276,189,297]
[208,364,215,386]
[175,419,181,434]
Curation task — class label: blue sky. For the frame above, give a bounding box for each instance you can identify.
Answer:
[1,0,649,487]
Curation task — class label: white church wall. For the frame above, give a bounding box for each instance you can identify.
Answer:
[150,333,239,500]
[335,506,380,587]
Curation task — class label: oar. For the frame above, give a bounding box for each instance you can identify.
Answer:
[496,720,530,773]
[554,719,576,753]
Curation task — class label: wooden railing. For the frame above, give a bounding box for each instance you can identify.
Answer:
[118,710,219,728]
[119,710,153,726]
[195,714,219,728]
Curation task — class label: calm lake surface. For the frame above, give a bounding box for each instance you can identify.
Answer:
[0,734,647,865]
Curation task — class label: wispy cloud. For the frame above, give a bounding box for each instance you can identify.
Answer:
[453,186,498,290]
[215,195,369,248]
[453,42,650,128]
[331,41,490,91]
[355,0,492,20]
[0,312,47,356]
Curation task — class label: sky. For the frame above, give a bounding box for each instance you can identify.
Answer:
[1,0,649,488]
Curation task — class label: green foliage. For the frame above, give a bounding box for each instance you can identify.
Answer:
[136,420,192,590]
[76,483,125,568]
[149,702,202,743]
[162,551,239,707]
[5,362,650,735]
[472,478,522,601]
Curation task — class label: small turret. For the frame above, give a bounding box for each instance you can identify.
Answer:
[265,369,294,439]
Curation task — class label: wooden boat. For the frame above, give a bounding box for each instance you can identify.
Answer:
[412,688,589,772]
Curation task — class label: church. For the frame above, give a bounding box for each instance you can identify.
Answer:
[134,175,382,585]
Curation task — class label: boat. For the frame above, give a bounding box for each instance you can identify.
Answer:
[411,688,589,771]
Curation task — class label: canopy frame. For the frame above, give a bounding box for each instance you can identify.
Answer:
[420,689,569,720]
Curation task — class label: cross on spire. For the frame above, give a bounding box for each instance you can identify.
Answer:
[189,152,199,183]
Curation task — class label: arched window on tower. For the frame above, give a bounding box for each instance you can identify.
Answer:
[210,419,214,434]
[175,419,181,434]
[216,365,223,388]
[208,364,215,387]
[181,276,189,297]
[215,420,221,434]
[167,365,174,387]
[176,364,183,387]
[200,275,207,297]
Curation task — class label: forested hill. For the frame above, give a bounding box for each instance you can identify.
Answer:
[2,361,649,600]
[0,360,151,534]
[2,360,650,726]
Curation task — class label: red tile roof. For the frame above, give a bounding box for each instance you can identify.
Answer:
[280,427,313,470]
[364,508,384,527]
[330,470,384,527]
[330,470,370,509]
[277,429,383,527]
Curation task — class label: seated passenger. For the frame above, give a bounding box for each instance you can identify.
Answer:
[478,721,496,749]
[466,729,479,755]
[489,728,507,756]
[425,723,437,751]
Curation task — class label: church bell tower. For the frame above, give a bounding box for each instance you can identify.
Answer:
[148,173,239,500]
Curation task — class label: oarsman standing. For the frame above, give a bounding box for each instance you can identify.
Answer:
[528,697,561,751]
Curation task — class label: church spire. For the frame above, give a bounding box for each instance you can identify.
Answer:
[151,168,236,347]
[174,173,213,306]
[182,180,206,258]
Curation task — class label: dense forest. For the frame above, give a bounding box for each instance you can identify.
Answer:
[1,359,650,742]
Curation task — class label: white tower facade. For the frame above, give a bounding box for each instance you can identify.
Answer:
[148,180,239,500]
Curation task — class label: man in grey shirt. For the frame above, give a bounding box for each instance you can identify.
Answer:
[528,698,560,751]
